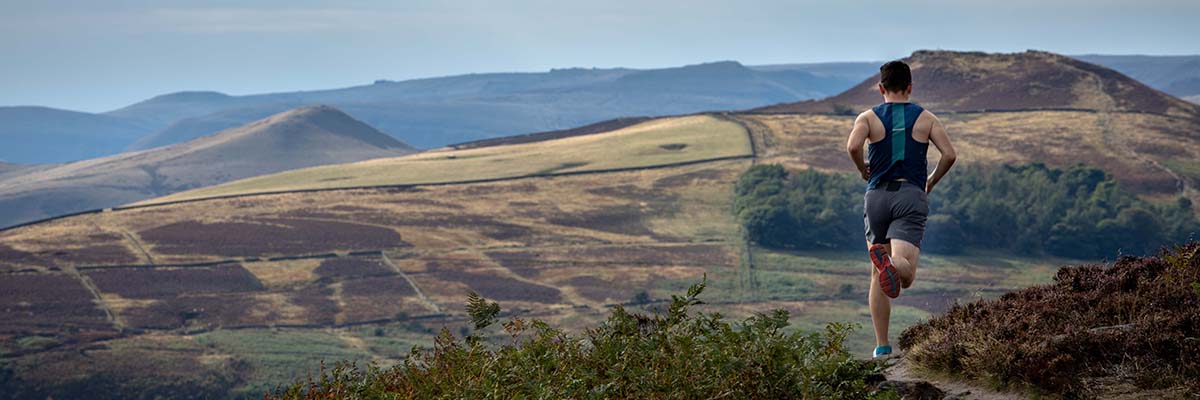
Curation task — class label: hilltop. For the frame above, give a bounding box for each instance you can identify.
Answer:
[0,105,413,228]
[754,50,1200,120]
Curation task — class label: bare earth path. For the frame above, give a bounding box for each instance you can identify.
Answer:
[883,356,1024,400]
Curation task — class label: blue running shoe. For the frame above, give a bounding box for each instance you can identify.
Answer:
[873,345,893,358]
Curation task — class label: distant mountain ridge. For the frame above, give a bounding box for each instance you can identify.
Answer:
[0,106,152,164]
[116,61,856,152]
[754,50,1200,120]
[1074,54,1200,98]
[0,105,413,228]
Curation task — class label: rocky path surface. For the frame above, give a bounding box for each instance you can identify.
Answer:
[875,355,1025,400]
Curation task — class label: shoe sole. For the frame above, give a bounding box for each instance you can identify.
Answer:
[870,245,900,298]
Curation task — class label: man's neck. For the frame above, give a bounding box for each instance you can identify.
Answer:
[882,93,910,103]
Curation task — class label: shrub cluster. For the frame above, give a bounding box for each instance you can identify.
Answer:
[899,242,1200,397]
[732,163,1199,258]
[267,280,896,399]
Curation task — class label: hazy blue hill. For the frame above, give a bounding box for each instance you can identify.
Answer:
[0,106,152,163]
[117,61,863,150]
[1074,54,1200,97]
[748,61,880,83]
[105,91,241,127]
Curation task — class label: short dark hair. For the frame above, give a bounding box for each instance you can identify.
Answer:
[879,61,912,93]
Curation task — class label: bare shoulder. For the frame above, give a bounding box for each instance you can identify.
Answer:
[856,109,876,123]
[916,109,941,125]
[915,110,943,133]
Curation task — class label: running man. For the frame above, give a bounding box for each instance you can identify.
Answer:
[845,60,957,358]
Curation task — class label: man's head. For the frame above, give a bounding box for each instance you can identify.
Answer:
[878,60,912,97]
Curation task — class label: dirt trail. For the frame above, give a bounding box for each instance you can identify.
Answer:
[882,356,1024,400]
[65,265,127,331]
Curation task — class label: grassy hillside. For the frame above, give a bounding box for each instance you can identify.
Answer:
[143,115,751,204]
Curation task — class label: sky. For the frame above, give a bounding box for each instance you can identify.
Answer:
[1,0,1198,113]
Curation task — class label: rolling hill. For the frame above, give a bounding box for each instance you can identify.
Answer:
[754,50,1200,120]
[0,105,413,228]
[2,50,1198,399]
[0,106,152,164]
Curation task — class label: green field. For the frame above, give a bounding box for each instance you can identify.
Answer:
[736,248,1073,355]
[142,115,751,204]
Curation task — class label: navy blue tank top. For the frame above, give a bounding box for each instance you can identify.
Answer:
[867,102,928,190]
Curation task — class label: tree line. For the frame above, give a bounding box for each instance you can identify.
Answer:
[733,163,1198,259]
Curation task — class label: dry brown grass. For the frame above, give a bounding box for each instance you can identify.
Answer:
[242,259,322,289]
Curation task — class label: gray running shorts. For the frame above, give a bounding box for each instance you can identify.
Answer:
[864,181,929,248]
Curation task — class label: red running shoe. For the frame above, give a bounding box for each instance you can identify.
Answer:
[870,244,900,298]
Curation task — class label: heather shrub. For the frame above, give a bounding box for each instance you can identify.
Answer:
[899,242,1200,397]
[267,279,896,399]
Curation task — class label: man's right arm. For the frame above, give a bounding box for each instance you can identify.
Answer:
[924,112,957,193]
[846,111,872,181]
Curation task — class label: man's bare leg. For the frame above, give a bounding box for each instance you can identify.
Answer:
[869,240,920,348]
[889,239,920,288]
[869,260,891,347]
